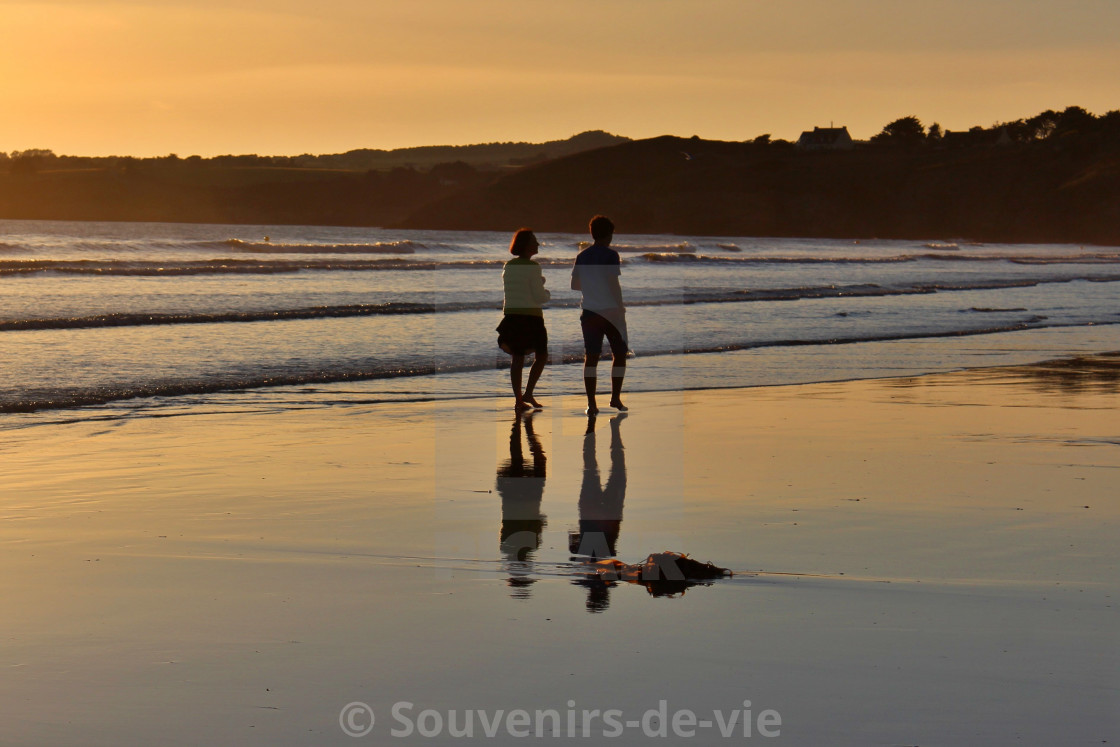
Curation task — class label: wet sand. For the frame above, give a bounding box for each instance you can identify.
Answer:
[2,355,1118,745]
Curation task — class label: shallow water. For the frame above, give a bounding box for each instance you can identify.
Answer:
[1,219,1118,420]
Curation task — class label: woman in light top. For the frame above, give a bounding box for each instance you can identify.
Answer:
[496,229,550,411]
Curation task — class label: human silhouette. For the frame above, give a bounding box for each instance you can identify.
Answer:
[496,412,547,599]
[569,413,627,611]
[497,229,549,412]
[571,215,627,414]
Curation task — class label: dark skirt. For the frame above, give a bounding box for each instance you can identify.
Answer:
[497,314,548,355]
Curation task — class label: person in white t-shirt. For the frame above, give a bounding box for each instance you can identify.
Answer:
[571,215,627,414]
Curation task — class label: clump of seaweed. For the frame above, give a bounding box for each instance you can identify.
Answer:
[585,551,732,599]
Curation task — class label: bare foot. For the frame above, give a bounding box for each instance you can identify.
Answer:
[585,404,599,415]
[609,399,628,411]
[524,396,544,409]
[514,399,531,412]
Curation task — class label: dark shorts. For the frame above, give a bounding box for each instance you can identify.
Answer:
[580,310,626,358]
[497,314,548,356]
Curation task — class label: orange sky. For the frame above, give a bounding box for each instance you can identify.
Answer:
[3,0,1118,156]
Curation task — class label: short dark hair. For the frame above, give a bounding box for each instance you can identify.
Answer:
[589,215,614,241]
[509,228,537,256]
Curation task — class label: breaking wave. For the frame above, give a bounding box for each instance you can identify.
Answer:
[4,276,1117,331]
[0,257,505,276]
[635,252,1120,265]
[199,238,424,254]
[579,241,697,253]
[4,319,1114,414]
[5,249,1119,277]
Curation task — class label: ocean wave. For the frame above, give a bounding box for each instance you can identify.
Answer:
[635,253,922,265]
[4,276,1117,332]
[641,252,702,262]
[658,320,1113,358]
[0,302,502,331]
[6,250,1118,276]
[4,319,1114,414]
[634,252,1120,266]
[0,362,475,414]
[1007,254,1120,265]
[964,307,1029,313]
[200,238,423,254]
[684,277,1120,302]
[922,242,960,250]
[578,241,697,253]
[0,257,508,276]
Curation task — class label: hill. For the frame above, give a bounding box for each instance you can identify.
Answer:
[4,109,1119,245]
[0,132,628,226]
[288,130,630,170]
[400,131,1120,245]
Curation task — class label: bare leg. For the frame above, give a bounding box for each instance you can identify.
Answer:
[523,352,547,408]
[510,354,529,411]
[583,353,600,414]
[609,358,627,411]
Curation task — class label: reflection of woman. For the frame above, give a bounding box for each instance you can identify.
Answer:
[496,414,547,598]
[497,229,550,412]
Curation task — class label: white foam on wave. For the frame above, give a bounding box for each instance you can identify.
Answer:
[214,238,420,254]
[576,241,696,253]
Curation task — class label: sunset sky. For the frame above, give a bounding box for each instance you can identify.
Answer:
[4,0,1118,156]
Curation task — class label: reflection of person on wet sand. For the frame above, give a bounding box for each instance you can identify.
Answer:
[569,413,626,611]
[570,413,626,559]
[568,415,731,612]
[496,413,547,598]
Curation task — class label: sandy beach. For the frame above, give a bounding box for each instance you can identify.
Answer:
[8,0,1120,743]
[2,354,1118,745]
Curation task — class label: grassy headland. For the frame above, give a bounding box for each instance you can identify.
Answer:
[3,109,1119,244]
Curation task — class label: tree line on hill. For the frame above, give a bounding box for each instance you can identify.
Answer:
[871,106,1120,147]
[0,132,627,227]
[402,106,1120,244]
[2,108,1118,244]
[0,130,629,175]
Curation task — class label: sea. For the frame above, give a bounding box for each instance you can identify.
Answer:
[2,219,1118,428]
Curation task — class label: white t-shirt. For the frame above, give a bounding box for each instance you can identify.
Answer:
[571,243,622,314]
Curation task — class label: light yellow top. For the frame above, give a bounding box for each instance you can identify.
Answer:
[502,257,550,317]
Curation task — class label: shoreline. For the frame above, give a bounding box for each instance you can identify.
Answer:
[6,214,1120,248]
[3,322,1117,428]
